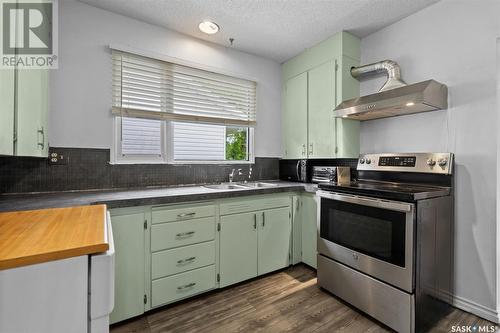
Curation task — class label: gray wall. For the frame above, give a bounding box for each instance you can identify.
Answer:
[360,0,500,320]
[497,38,500,314]
[50,0,282,157]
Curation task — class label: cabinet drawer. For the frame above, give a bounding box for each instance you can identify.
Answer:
[220,196,290,216]
[152,204,215,224]
[151,217,215,252]
[152,241,215,279]
[151,265,216,307]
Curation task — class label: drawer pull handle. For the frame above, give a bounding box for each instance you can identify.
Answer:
[178,212,196,218]
[177,257,196,265]
[177,282,196,291]
[176,231,195,238]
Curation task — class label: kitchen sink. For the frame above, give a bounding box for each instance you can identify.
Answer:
[240,182,279,188]
[203,183,248,190]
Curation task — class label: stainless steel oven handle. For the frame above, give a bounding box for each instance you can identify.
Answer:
[316,190,413,212]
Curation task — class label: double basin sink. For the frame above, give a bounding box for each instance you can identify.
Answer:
[203,182,279,190]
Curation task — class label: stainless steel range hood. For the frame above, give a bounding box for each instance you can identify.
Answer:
[333,60,448,121]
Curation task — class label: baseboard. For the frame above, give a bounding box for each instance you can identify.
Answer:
[451,294,499,324]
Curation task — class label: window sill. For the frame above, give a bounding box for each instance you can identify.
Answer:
[109,159,255,165]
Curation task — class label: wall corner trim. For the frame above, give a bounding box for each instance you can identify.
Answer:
[452,294,499,324]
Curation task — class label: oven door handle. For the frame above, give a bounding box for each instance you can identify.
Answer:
[317,190,413,212]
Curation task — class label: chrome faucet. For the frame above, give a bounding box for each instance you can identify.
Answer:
[244,166,253,183]
[229,168,243,183]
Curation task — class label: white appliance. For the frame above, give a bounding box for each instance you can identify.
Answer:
[89,212,115,332]
[0,212,115,333]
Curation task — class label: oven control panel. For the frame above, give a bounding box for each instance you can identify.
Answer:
[358,153,453,174]
[378,156,416,167]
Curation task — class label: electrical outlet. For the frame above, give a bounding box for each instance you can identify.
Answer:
[48,149,68,165]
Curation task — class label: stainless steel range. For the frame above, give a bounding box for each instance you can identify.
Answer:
[316,153,454,333]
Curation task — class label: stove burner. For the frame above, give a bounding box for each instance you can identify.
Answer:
[318,180,450,201]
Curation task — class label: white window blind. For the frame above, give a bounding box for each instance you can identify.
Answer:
[173,122,225,161]
[121,117,161,155]
[112,50,257,126]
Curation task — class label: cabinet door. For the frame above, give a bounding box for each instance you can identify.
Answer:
[258,207,291,275]
[16,69,48,157]
[219,212,258,287]
[0,69,14,155]
[283,72,308,159]
[335,55,360,158]
[291,196,302,265]
[301,195,318,269]
[110,212,146,324]
[308,60,336,158]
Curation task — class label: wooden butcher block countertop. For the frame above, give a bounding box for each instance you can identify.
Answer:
[0,205,109,270]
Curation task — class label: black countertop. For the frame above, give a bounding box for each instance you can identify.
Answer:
[0,181,318,212]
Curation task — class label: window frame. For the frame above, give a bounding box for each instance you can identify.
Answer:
[109,45,256,165]
[111,118,255,165]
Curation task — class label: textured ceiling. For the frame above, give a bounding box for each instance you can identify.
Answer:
[78,0,440,62]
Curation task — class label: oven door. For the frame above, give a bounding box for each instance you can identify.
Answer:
[317,190,415,292]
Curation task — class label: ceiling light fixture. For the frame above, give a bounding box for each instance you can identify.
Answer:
[199,21,219,35]
[406,102,415,106]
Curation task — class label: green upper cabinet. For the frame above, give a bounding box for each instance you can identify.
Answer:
[282,31,360,159]
[307,60,336,158]
[0,69,15,155]
[0,68,49,157]
[283,72,308,159]
[16,69,49,157]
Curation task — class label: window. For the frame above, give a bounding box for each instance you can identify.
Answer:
[111,49,256,163]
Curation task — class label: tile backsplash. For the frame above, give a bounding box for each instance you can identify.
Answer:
[0,147,279,194]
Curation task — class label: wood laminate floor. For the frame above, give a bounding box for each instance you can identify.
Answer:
[110,264,496,333]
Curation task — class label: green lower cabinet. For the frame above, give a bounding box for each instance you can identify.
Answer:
[219,203,292,287]
[152,265,216,307]
[219,211,258,288]
[110,210,147,324]
[109,194,304,324]
[151,241,216,279]
[291,196,303,265]
[258,207,291,275]
[300,194,318,269]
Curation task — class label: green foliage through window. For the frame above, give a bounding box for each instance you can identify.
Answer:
[225,127,248,160]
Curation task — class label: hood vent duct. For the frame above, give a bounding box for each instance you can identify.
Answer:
[351,60,407,92]
[333,59,448,121]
